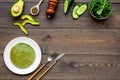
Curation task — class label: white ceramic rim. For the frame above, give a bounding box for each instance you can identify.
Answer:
[3,37,42,75]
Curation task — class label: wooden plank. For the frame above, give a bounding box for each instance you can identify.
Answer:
[0,3,120,29]
[0,54,120,80]
[0,0,120,3]
[0,29,120,55]
[0,0,120,80]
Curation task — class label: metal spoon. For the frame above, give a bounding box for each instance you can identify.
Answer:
[30,0,43,16]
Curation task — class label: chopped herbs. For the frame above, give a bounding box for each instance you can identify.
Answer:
[90,0,112,19]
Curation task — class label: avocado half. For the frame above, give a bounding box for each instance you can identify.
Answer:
[11,0,24,17]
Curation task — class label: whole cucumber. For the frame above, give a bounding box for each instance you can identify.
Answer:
[64,0,74,14]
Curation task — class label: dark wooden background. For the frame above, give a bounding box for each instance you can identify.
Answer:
[0,0,120,80]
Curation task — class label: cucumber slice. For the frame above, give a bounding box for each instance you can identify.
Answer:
[64,0,74,14]
[72,4,79,19]
[64,0,68,14]
[77,3,88,16]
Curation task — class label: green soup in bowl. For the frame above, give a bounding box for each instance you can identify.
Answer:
[10,43,35,69]
[89,0,112,20]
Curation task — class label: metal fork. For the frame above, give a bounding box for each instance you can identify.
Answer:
[28,52,58,80]
[36,54,65,80]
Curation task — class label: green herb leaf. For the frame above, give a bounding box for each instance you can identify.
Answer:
[90,0,112,18]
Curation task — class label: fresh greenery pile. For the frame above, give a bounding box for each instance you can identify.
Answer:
[90,0,112,19]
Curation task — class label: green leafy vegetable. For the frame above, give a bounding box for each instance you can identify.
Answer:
[90,0,112,19]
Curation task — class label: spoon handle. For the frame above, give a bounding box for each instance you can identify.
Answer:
[38,0,43,6]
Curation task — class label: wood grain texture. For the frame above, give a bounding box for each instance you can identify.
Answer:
[0,29,120,55]
[0,0,120,3]
[0,3,120,29]
[0,54,120,80]
[0,0,120,80]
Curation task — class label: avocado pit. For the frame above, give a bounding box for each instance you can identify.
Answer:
[13,6,20,13]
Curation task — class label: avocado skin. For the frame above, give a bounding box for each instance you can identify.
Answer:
[11,0,24,17]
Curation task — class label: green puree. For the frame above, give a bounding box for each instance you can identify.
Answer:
[10,43,35,69]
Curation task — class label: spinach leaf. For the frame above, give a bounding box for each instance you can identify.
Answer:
[90,0,112,18]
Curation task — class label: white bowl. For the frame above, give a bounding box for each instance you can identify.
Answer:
[3,37,42,75]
